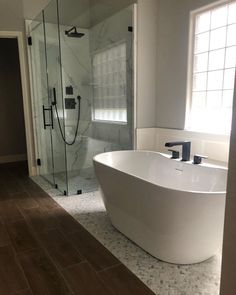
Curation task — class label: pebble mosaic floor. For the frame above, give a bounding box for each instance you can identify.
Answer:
[32,175,222,295]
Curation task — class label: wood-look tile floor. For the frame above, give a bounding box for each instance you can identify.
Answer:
[0,161,154,295]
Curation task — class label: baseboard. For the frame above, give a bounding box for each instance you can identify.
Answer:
[0,154,27,164]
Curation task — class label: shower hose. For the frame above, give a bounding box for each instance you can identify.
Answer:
[52,87,81,146]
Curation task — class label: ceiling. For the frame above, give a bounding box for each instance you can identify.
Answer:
[23,0,136,28]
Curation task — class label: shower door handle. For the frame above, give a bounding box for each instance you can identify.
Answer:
[42,105,54,129]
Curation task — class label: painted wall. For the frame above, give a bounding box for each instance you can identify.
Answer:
[220,77,236,294]
[0,0,24,30]
[136,0,158,128]
[0,0,50,30]
[0,38,27,158]
[156,0,222,129]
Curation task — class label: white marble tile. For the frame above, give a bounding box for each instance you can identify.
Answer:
[32,175,222,295]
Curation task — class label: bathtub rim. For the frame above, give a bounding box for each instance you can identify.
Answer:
[93,150,227,196]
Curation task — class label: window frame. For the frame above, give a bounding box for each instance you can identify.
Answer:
[185,0,235,135]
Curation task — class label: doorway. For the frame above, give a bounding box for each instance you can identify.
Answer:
[0,38,27,166]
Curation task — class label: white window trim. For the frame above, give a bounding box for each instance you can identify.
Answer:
[185,0,235,135]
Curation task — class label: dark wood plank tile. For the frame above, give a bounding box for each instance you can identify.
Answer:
[0,186,10,201]
[0,162,155,295]
[20,179,44,194]
[55,209,83,234]
[18,248,70,295]
[0,245,28,294]
[99,264,155,295]
[7,219,38,253]
[68,226,120,271]
[15,289,33,295]
[0,221,10,246]
[14,192,39,210]
[38,229,83,269]
[31,191,60,211]
[21,207,58,234]
[62,262,111,295]
[3,179,25,194]
[0,200,24,223]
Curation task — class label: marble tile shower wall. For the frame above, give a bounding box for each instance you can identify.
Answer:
[37,6,134,177]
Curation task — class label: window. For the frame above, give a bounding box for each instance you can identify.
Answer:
[92,42,127,123]
[187,2,236,134]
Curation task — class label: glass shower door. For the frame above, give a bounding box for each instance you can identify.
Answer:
[28,14,55,185]
[43,0,68,195]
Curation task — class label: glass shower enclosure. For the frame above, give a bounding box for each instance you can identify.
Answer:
[27,0,135,195]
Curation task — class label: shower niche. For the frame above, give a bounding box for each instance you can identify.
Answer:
[27,0,135,195]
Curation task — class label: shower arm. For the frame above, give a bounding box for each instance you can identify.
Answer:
[65,26,76,35]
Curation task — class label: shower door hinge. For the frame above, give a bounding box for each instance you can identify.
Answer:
[27,36,32,46]
[36,158,41,166]
[128,26,133,32]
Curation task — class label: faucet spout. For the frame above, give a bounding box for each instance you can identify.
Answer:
[165,141,191,161]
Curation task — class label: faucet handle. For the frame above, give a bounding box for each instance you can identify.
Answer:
[168,149,180,159]
[193,154,208,165]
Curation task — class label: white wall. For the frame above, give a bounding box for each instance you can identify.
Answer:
[155,0,225,129]
[0,0,24,30]
[0,0,50,30]
[23,0,50,20]
[136,0,158,128]
[220,78,236,294]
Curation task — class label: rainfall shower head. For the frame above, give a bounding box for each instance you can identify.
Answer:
[65,26,85,38]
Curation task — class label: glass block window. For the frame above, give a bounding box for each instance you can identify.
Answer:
[187,2,236,134]
[92,42,127,123]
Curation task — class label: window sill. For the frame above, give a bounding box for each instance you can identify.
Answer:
[184,128,231,138]
[92,119,128,126]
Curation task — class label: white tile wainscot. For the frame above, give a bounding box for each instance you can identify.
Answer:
[136,128,230,164]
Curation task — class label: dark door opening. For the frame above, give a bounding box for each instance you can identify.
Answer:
[0,38,27,169]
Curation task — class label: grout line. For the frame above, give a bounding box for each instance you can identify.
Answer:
[7,243,33,294]
[96,261,122,273]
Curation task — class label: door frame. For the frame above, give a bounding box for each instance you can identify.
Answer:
[0,31,36,176]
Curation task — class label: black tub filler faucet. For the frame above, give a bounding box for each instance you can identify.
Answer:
[165,141,191,162]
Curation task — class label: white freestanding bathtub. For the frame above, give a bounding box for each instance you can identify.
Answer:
[93,150,227,264]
